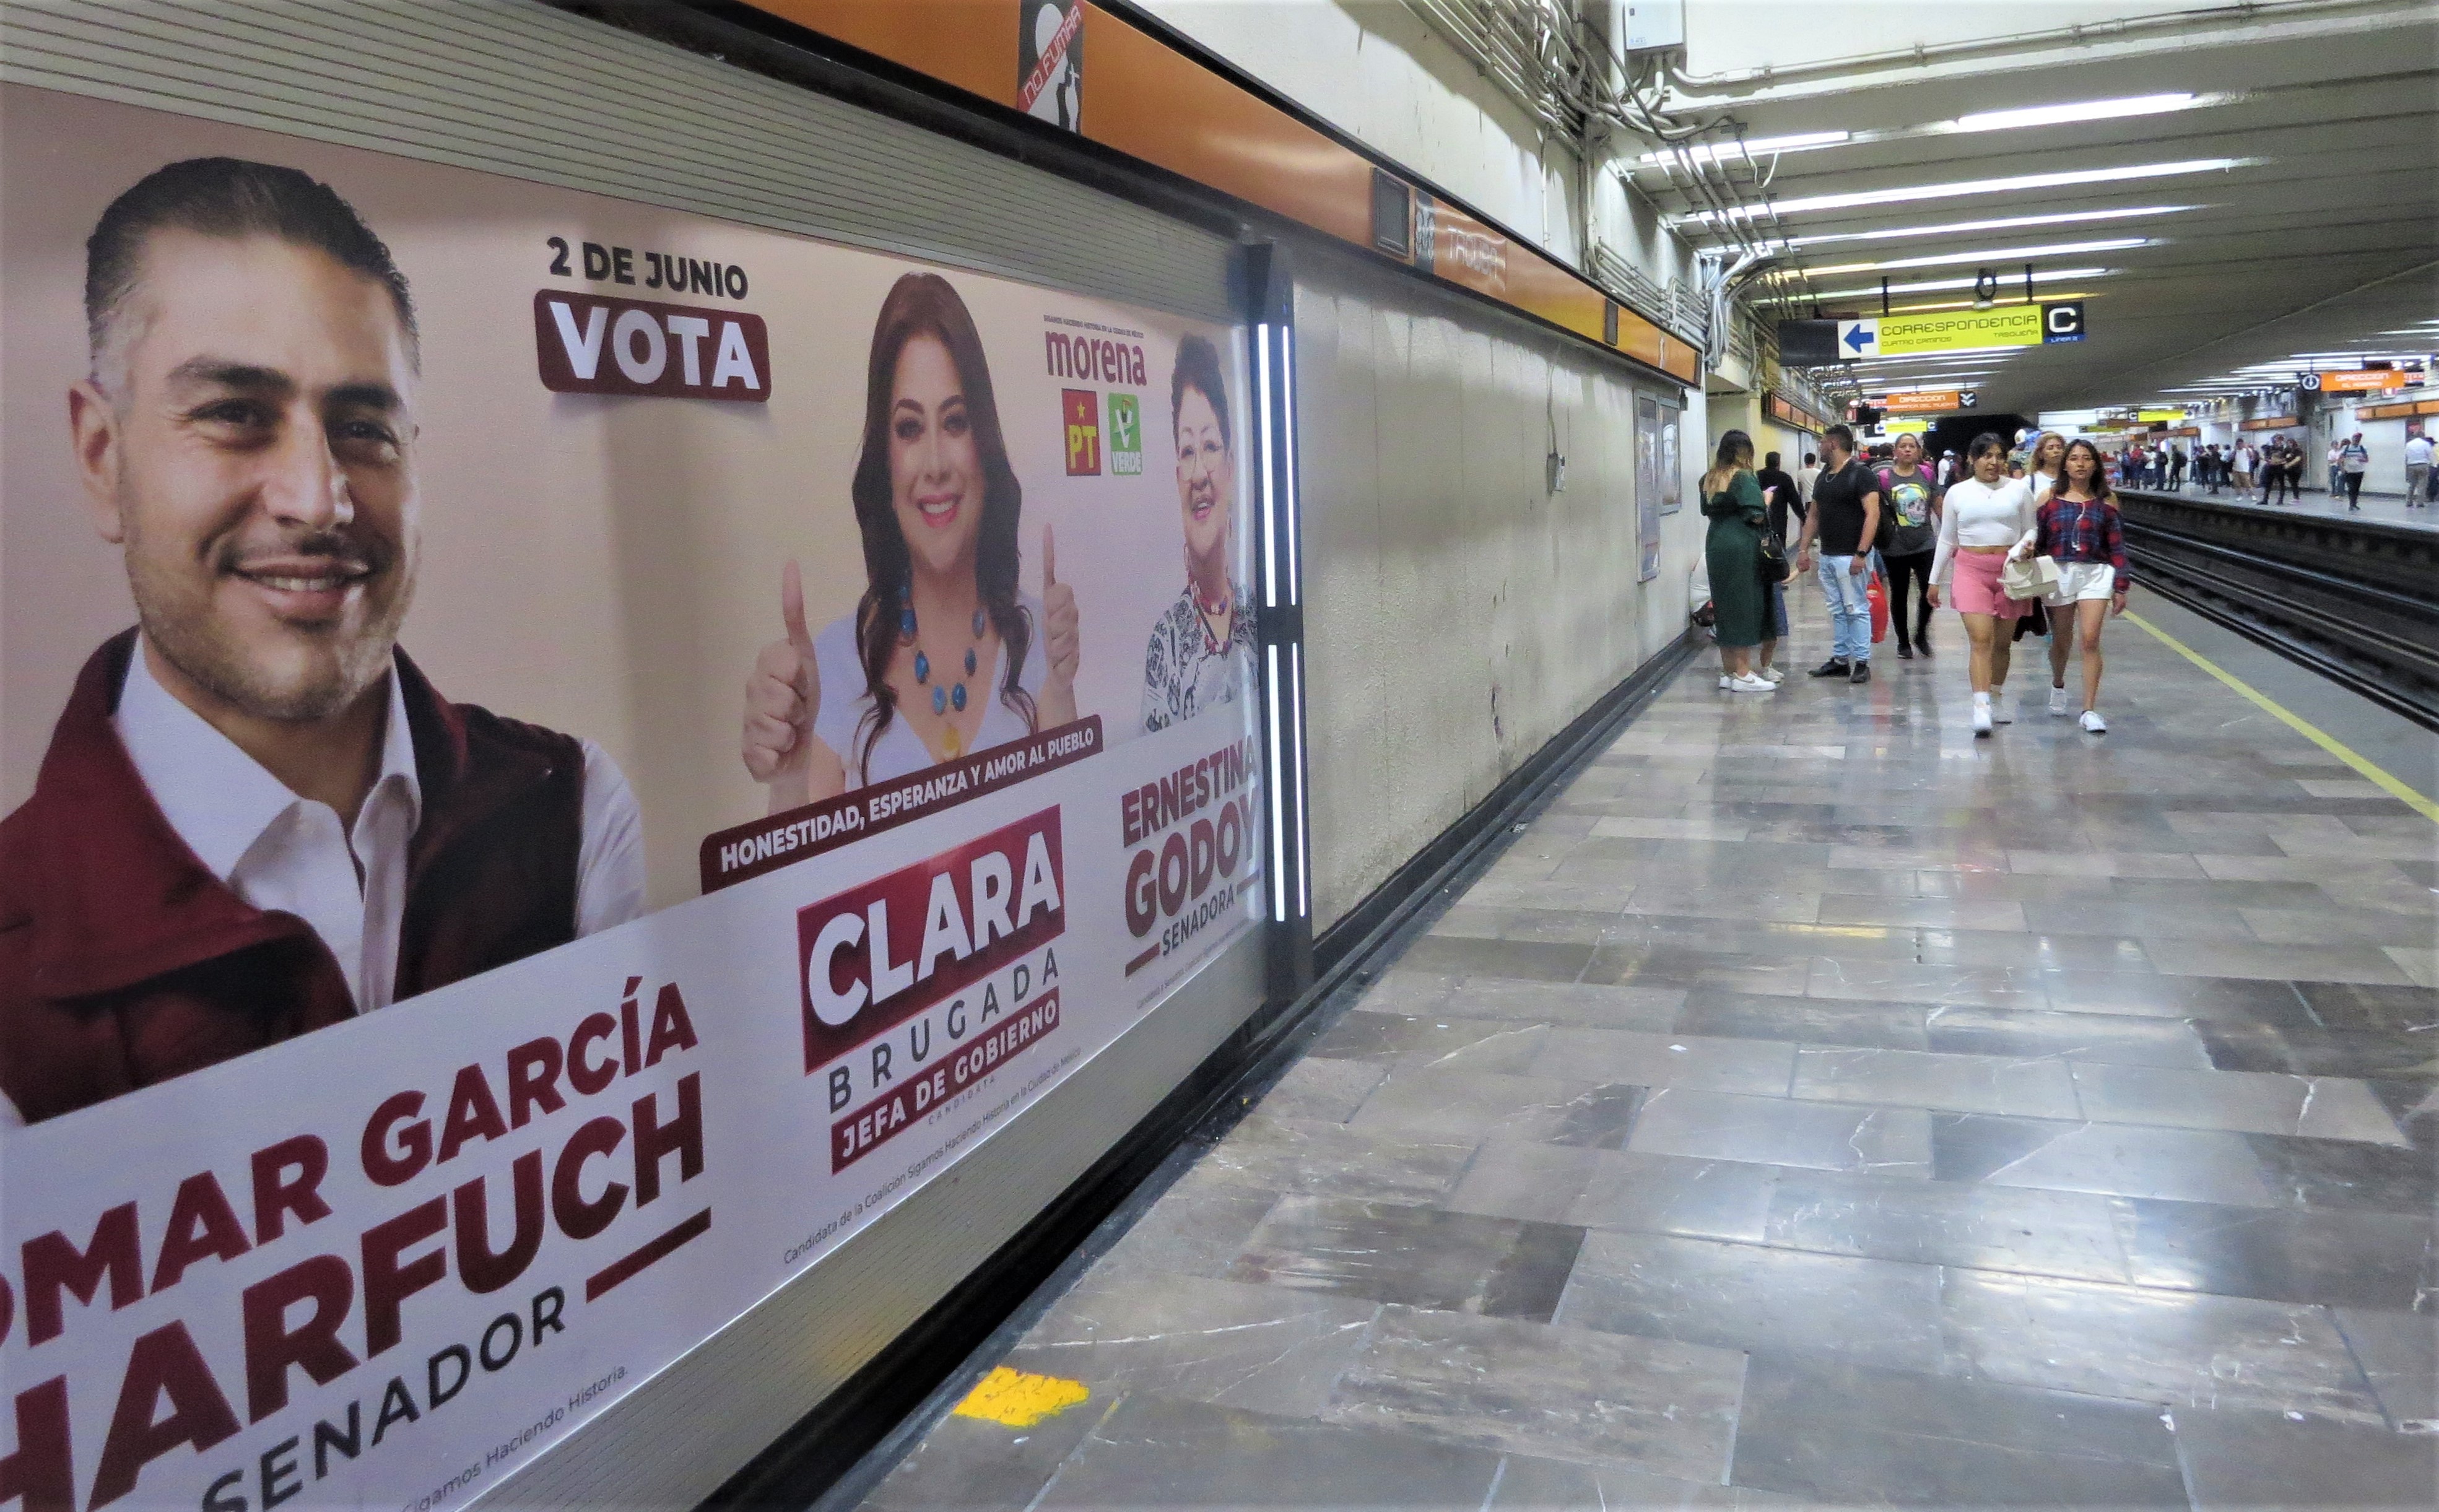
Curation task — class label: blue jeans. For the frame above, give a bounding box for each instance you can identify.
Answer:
[1817,555,1872,664]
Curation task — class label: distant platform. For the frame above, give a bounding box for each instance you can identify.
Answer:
[2121,483,2439,535]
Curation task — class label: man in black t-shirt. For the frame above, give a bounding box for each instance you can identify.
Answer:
[1793,424,1882,684]
[1755,451,1801,542]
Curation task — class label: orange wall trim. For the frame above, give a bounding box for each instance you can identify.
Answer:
[737,0,1692,385]
[745,0,1021,106]
[2360,398,2439,420]
[1083,6,1373,248]
[1765,391,1831,434]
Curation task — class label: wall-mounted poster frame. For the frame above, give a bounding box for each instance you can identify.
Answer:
[1635,393,1663,582]
[0,77,1271,1512]
[1658,399,1684,515]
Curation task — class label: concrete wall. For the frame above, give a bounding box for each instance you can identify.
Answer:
[1292,247,1706,929]
[1680,0,2252,87]
[1137,1,1575,254]
[1133,1,1697,305]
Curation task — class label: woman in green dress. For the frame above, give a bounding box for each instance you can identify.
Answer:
[1702,429,1776,693]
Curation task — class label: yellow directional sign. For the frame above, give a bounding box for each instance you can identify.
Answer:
[1835,301,2086,358]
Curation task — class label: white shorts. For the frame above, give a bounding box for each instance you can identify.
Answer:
[2048,562,2117,604]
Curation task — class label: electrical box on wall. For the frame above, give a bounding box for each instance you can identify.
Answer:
[1606,0,1685,55]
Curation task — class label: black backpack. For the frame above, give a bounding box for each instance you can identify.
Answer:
[1855,461,1899,554]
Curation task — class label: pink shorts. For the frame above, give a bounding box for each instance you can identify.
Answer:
[1950,549,2028,619]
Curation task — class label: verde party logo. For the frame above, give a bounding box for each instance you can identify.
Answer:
[1106,392,1142,476]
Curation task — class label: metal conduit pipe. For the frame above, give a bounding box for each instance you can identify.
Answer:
[1397,1,1831,367]
[1662,0,2417,95]
[1700,246,1770,368]
[1397,0,1771,336]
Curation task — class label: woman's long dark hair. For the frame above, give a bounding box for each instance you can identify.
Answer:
[2058,438,2117,505]
[1967,432,2009,463]
[848,273,1033,782]
[1703,428,1754,497]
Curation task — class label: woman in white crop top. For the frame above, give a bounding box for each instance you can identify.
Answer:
[1927,435,2040,736]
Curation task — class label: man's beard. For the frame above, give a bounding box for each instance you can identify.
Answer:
[129,521,412,724]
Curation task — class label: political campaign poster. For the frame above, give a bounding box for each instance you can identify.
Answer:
[0,83,1264,1512]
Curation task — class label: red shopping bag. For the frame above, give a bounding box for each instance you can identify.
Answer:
[1867,571,1890,644]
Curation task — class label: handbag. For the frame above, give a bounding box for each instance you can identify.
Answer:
[1757,532,1789,586]
[2000,552,2061,601]
[1866,570,1890,643]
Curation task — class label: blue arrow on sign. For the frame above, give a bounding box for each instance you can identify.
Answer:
[1844,324,1872,354]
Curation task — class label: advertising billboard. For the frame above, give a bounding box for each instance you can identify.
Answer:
[0,84,1261,1512]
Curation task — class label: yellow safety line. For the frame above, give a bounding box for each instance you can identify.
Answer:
[2124,610,2439,824]
[951,1365,1090,1427]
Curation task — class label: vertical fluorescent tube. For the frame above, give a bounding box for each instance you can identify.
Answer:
[1265,643,1288,923]
[1256,324,1278,609]
[1289,643,1310,920]
[1279,332,1301,604]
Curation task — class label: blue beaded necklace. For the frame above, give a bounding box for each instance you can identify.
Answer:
[900,586,987,754]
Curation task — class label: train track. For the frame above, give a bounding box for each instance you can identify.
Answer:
[2115,490,2439,730]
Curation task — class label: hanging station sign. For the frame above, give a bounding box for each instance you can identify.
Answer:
[1882,389,1975,414]
[2309,369,2411,393]
[1835,300,2085,358]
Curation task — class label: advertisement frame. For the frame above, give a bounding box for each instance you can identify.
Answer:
[0,81,1309,1512]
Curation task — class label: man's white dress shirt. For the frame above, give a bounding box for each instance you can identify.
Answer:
[113,644,646,1012]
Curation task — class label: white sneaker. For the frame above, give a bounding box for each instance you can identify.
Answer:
[1758,665,1786,683]
[1719,675,1733,690]
[1972,694,1993,737]
[2049,687,2071,717]
[1729,672,1778,693]
[2080,709,2108,734]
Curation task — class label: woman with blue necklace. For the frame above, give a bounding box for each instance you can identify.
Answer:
[742,272,1081,810]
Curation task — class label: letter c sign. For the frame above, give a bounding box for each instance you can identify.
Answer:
[2041,301,2085,344]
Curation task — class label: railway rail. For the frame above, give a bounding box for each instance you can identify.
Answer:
[2113,490,2439,729]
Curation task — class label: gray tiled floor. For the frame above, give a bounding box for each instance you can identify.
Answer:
[854,589,2437,1510]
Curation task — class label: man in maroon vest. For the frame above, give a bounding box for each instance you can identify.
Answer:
[1,157,644,1125]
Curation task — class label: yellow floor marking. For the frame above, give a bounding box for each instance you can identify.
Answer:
[950,1365,1090,1428]
[2125,610,2439,824]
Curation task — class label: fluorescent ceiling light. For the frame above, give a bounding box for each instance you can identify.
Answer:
[1885,291,2100,315]
[1946,93,2201,134]
[1806,238,2150,275]
[1677,160,2252,224]
[1846,352,2019,367]
[1640,131,1849,165]
[1769,207,2195,250]
[1779,268,2113,300]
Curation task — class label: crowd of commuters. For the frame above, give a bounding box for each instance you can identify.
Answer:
[1701,411,2430,729]
[1703,423,2129,735]
[2113,430,2429,508]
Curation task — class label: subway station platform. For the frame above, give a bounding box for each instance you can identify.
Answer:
[2147,484,2439,533]
[843,584,2437,1512]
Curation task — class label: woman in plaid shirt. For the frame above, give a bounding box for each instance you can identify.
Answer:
[2028,438,2132,733]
